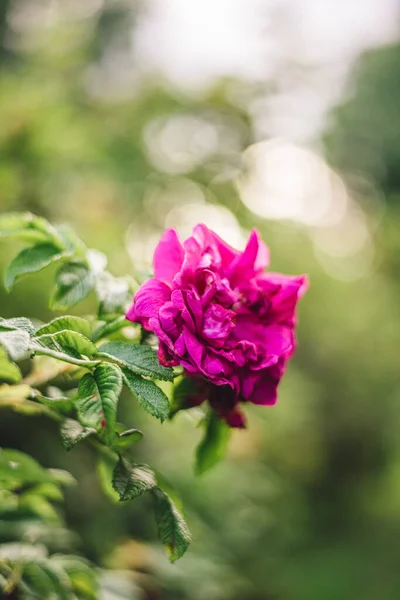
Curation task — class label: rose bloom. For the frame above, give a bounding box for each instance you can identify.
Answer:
[126,225,308,427]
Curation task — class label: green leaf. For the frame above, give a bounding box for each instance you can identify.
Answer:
[48,469,77,487]
[0,346,22,383]
[0,449,56,488]
[0,317,35,335]
[30,559,74,600]
[99,341,174,382]
[20,490,61,522]
[0,212,64,246]
[50,262,94,310]
[34,330,98,359]
[0,328,31,361]
[122,370,170,422]
[112,456,156,501]
[76,363,122,442]
[152,488,191,562]
[51,556,98,600]
[196,410,231,475]
[55,223,87,255]
[4,243,66,291]
[92,316,129,342]
[0,383,31,405]
[36,316,92,340]
[112,427,143,450]
[171,376,200,417]
[35,393,73,414]
[61,419,96,451]
[95,271,131,317]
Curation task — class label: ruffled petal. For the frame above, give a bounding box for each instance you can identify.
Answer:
[228,229,269,285]
[153,229,184,284]
[130,279,171,321]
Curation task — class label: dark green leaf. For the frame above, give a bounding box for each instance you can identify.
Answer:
[152,488,191,562]
[0,329,31,361]
[34,330,98,359]
[99,341,173,382]
[112,456,156,501]
[76,363,122,442]
[36,316,92,340]
[4,243,66,291]
[61,419,96,451]
[171,376,200,417]
[0,347,22,383]
[122,370,170,422]
[50,262,94,310]
[196,410,231,475]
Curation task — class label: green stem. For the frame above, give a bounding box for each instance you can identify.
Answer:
[32,346,101,369]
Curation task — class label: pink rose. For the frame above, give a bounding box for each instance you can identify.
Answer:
[126,225,307,427]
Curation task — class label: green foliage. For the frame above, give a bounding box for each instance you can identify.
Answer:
[99,341,174,381]
[0,347,22,383]
[60,419,96,452]
[122,370,170,422]
[4,243,66,292]
[112,456,157,501]
[196,410,231,475]
[152,488,192,563]
[36,316,92,339]
[76,364,123,442]
[50,262,94,310]
[0,211,193,569]
[0,448,138,599]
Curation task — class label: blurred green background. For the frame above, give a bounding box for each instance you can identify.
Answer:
[1,1,400,598]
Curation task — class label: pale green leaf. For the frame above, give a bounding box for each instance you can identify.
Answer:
[0,212,64,246]
[0,329,31,361]
[35,316,92,340]
[34,330,98,359]
[4,243,66,291]
[35,393,73,414]
[122,370,169,422]
[92,316,129,342]
[0,317,35,335]
[55,223,87,255]
[99,341,173,382]
[113,428,143,450]
[0,450,56,487]
[0,346,22,383]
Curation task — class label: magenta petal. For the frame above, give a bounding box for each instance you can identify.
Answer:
[228,229,269,285]
[183,327,204,370]
[153,229,184,284]
[259,273,308,326]
[210,230,239,269]
[125,303,137,322]
[133,279,171,320]
[250,373,279,405]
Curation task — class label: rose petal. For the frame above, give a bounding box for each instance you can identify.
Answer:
[153,229,184,284]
